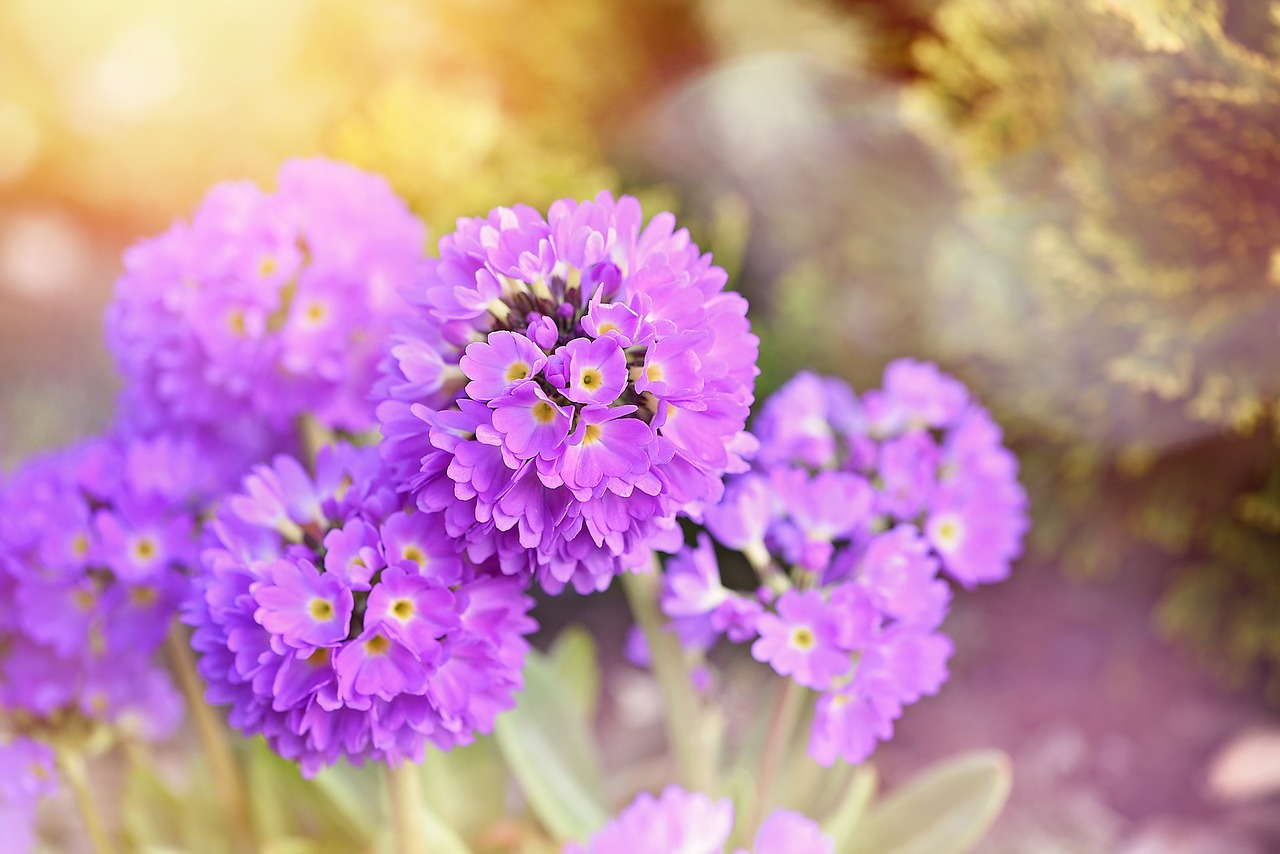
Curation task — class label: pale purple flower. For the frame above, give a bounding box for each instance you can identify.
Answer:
[106,158,425,461]
[751,590,854,691]
[0,738,57,854]
[0,437,191,738]
[565,785,833,854]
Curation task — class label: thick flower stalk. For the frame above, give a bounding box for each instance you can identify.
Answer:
[105,158,426,464]
[187,444,536,776]
[376,191,758,593]
[662,361,1028,764]
[0,437,194,741]
[564,785,833,854]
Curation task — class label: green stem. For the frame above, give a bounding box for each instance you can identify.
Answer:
[751,677,808,834]
[165,626,256,852]
[387,762,427,854]
[56,749,116,854]
[621,558,719,794]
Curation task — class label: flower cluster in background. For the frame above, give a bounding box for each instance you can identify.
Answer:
[189,444,535,776]
[0,436,194,741]
[663,360,1027,763]
[106,159,425,467]
[376,192,759,594]
[565,785,833,854]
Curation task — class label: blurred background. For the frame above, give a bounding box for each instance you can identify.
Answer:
[4,0,1280,849]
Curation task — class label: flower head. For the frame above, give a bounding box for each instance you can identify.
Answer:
[0,437,192,738]
[188,444,536,775]
[376,192,758,593]
[106,158,425,460]
[663,361,1024,765]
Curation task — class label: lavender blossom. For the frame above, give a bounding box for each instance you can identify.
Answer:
[376,192,759,594]
[662,361,1026,765]
[564,785,833,854]
[187,444,536,776]
[0,438,191,740]
[106,158,425,462]
[0,738,57,854]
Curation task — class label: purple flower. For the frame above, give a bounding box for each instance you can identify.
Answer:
[564,785,832,854]
[0,738,57,854]
[661,535,762,649]
[187,445,536,775]
[106,158,425,461]
[751,590,855,691]
[376,192,758,593]
[252,559,354,650]
[752,810,836,854]
[686,361,1024,764]
[0,437,190,739]
[808,625,953,765]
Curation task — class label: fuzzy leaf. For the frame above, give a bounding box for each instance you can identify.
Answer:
[844,750,1011,854]
[548,624,602,720]
[495,650,609,842]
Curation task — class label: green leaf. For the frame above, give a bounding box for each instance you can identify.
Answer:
[495,650,609,842]
[820,764,878,848]
[844,750,1011,854]
[421,737,508,841]
[547,625,601,720]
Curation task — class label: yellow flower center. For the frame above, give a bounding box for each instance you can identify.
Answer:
[580,368,602,390]
[391,598,415,620]
[307,647,331,668]
[645,363,664,383]
[402,545,426,566]
[130,537,157,562]
[582,423,603,445]
[129,585,158,607]
[596,322,619,336]
[789,626,816,651]
[71,533,89,558]
[226,308,247,336]
[505,361,531,382]
[73,589,96,611]
[364,634,390,655]
[257,256,278,277]
[308,598,335,621]
[304,301,327,325]
[532,401,558,424]
[934,516,964,551]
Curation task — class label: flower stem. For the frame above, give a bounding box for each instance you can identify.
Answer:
[621,557,719,794]
[752,677,808,835]
[387,761,428,854]
[165,625,255,852]
[56,749,116,854]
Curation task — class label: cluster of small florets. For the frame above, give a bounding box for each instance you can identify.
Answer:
[564,785,833,854]
[106,158,425,462]
[188,444,536,776]
[376,192,759,594]
[0,737,57,852]
[0,437,194,740]
[661,360,1028,764]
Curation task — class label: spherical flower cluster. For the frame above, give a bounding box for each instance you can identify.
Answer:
[0,437,192,739]
[376,191,758,593]
[188,444,536,776]
[0,737,57,854]
[662,361,1027,764]
[106,158,426,459]
[564,785,833,854]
